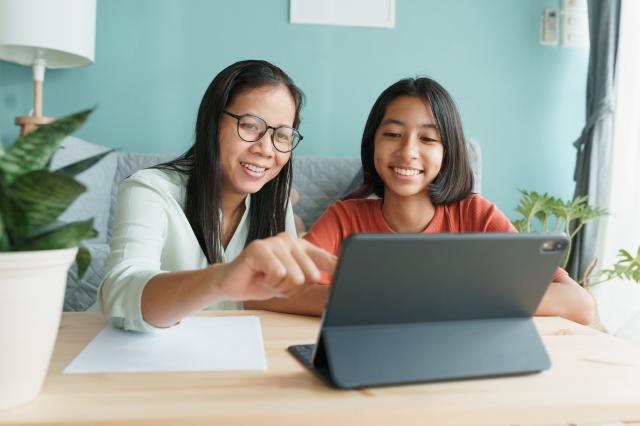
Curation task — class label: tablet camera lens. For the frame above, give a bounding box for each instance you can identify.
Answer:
[541,240,565,252]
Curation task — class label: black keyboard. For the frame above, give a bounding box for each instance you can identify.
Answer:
[288,344,337,388]
[288,344,316,368]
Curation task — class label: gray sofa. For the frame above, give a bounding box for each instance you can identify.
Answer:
[52,137,481,311]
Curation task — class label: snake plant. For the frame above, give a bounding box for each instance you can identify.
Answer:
[0,109,111,278]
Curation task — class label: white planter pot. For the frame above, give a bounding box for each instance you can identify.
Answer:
[0,247,77,410]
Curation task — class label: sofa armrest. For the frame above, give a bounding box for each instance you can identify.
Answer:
[63,242,110,312]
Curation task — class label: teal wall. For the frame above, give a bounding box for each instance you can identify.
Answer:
[0,0,588,218]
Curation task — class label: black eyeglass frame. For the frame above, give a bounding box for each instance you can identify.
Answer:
[222,110,303,153]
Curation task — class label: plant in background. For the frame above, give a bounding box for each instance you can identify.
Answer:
[583,247,640,287]
[512,189,639,287]
[512,189,608,270]
[0,108,110,277]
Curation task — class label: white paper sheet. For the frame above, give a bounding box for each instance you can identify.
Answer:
[63,316,267,373]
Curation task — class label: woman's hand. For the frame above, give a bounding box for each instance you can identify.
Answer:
[215,233,337,301]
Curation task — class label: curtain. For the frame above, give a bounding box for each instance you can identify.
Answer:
[589,0,640,341]
[568,0,621,279]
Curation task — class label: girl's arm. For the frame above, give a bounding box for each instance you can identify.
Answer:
[465,196,595,325]
[244,284,328,316]
[535,274,595,325]
[245,271,598,323]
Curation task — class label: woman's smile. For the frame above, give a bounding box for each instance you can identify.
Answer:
[240,161,269,177]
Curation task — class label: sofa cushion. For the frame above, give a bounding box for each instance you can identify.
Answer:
[64,242,110,311]
[291,156,361,227]
[49,137,118,243]
[466,138,482,194]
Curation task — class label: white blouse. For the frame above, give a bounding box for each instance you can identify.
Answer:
[96,168,296,332]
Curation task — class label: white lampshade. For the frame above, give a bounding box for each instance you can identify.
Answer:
[0,0,96,68]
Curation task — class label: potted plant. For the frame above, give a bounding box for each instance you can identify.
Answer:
[583,247,640,286]
[511,189,608,272]
[512,189,639,287]
[0,109,110,410]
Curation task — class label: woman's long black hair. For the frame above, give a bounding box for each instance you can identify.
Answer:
[155,60,304,264]
[348,77,474,204]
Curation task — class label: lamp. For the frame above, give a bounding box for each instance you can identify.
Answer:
[0,0,96,136]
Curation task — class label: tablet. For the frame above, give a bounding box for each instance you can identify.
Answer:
[289,233,568,389]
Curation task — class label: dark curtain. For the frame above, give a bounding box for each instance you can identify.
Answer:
[568,0,621,279]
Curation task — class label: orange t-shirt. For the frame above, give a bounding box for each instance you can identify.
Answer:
[304,194,567,282]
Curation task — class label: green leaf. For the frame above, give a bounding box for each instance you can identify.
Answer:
[511,218,528,233]
[13,219,97,251]
[7,170,86,233]
[619,249,633,261]
[514,189,555,232]
[596,246,640,285]
[0,211,9,251]
[76,245,91,279]
[0,177,28,237]
[0,109,93,183]
[53,149,115,178]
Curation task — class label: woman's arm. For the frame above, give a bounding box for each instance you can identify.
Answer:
[100,176,336,330]
[140,265,227,328]
[535,274,595,325]
[142,234,336,327]
[245,203,345,316]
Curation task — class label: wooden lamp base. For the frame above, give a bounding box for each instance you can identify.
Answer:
[16,76,56,136]
[15,115,56,137]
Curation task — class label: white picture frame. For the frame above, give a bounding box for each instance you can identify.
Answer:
[290,0,395,29]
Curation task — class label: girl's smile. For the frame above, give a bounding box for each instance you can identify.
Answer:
[390,165,424,179]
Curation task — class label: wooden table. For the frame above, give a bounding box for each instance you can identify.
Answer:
[2,311,640,426]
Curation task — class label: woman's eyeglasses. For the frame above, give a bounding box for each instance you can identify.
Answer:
[223,110,303,153]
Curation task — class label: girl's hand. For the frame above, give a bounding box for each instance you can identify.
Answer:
[215,233,337,301]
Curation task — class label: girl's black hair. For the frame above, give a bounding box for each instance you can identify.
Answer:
[155,60,304,264]
[348,77,473,204]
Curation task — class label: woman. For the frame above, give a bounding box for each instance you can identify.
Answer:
[252,77,595,325]
[98,60,336,331]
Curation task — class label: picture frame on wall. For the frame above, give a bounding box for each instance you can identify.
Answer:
[290,0,395,29]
